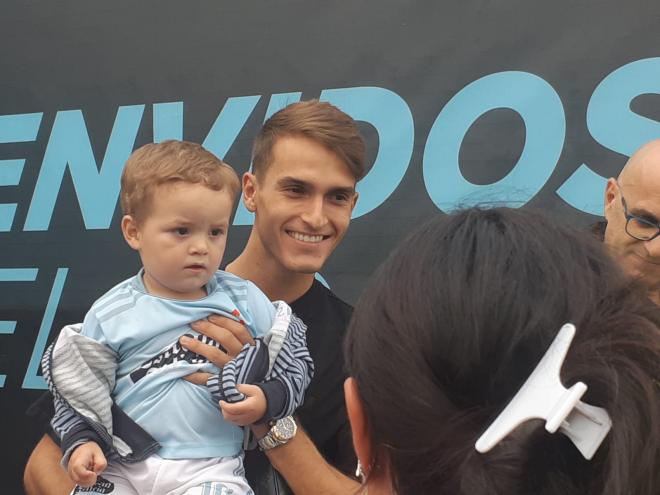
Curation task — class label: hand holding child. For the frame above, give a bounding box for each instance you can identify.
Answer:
[220,384,267,426]
[68,441,107,487]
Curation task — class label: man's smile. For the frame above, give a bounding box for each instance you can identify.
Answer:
[286,230,330,244]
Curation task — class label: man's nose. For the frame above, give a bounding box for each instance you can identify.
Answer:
[301,197,328,230]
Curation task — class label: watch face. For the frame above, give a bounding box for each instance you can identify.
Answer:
[273,416,297,441]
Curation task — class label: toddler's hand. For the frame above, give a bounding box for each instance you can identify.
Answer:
[68,441,107,487]
[220,384,267,426]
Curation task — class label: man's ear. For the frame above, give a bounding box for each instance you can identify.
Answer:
[344,377,374,476]
[242,172,258,213]
[121,215,141,251]
[604,178,618,220]
[350,191,359,212]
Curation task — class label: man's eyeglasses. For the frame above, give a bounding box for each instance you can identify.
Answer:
[619,187,660,242]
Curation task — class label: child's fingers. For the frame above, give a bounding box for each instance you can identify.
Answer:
[220,395,260,414]
[235,383,262,397]
[219,399,248,415]
[70,462,97,487]
[92,451,107,473]
[220,400,252,425]
[69,445,106,487]
[220,396,264,426]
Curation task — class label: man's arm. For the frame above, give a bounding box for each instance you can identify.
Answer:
[183,317,360,494]
[253,423,360,495]
[24,435,74,495]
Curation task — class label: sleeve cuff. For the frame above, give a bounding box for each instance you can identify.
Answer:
[256,379,288,423]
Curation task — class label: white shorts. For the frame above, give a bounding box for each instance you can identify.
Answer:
[71,454,253,495]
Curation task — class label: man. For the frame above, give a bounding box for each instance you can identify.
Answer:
[24,101,363,494]
[602,139,660,304]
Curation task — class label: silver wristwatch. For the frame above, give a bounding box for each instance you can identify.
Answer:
[257,416,297,451]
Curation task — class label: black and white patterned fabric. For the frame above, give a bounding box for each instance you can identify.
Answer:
[207,313,314,422]
[130,334,227,383]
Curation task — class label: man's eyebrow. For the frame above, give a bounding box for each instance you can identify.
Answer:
[276,177,356,195]
[328,186,357,196]
[630,207,660,223]
[277,177,310,188]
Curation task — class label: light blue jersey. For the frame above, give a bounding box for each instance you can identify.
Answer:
[81,269,276,459]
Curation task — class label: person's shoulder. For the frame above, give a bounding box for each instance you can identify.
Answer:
[213,270,272,311]
[301,280,353,319]
[213,270,267,298]
[87,274,141,319]
[324,285,353,315]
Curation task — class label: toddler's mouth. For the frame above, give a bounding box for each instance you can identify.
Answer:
[185,264,206,270]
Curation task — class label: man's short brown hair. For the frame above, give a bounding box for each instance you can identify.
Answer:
[252,100,366,181]
[120,140,240,222]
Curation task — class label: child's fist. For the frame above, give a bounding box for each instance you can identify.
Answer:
[68,441,107,487]
[220,384,267,426]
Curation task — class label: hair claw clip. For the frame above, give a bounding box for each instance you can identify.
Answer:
[475,323,612,460]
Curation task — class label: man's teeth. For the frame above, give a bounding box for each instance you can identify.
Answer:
[289,231,324,243]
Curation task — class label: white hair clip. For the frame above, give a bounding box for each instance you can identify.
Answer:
[475,323,612,460]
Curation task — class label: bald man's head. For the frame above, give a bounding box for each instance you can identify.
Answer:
[603,139,660,298]
[618,139,660,189]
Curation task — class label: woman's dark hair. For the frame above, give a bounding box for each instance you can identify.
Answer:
[345,208,660,495]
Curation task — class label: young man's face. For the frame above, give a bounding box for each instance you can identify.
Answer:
[244,135,359,275]
[122,182,234,299]
[604,178,660,291]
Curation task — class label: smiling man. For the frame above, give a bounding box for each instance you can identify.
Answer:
[222,102,364,494]
[232,129,360,300]
[603,139,660,304]
[24,101,365,495]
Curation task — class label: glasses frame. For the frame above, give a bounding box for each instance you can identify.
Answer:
[618,184,660,242]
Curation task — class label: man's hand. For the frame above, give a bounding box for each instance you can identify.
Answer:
[220,384,267,426]
[68,441,107,487]
[181,315,255,384]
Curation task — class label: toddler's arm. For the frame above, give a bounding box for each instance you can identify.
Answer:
[207,305,314,423]
[42,324,118,467]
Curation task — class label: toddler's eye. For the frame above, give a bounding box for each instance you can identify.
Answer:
[210,228,223,237]
[175,227,188,235]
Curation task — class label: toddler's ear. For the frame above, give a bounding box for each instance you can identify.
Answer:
[121,215,141,250]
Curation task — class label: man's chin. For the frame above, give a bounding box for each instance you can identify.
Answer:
[291,264,324,275]
[283,257,326,275]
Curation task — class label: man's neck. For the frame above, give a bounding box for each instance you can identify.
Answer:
[226,233,315,304]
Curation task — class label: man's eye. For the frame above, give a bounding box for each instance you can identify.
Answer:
[286,186,305,195]
[633,218,657,229]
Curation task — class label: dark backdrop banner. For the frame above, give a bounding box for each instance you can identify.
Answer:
[2,1,660,492]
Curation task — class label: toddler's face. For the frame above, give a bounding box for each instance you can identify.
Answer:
[127,182,234,300]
